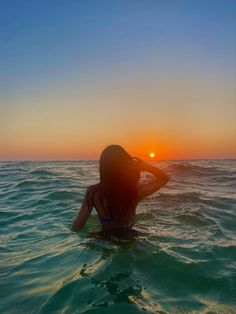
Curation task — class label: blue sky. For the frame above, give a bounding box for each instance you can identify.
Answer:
[0,0,236,159]
[1,0,235,91]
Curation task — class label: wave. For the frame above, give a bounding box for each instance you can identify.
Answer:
[167,163,229,177]
[46,191,77,201]
[15,180,39,188]
[29,169,54,176]
[156,191,202,203]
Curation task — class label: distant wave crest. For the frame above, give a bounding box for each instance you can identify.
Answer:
[166,163,232,177]
[29,169,54,176]
[46,191,77,201]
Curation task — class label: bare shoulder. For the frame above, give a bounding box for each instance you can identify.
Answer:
[85,184,100,204]
[86,184,99,193]
[72,185,99,232]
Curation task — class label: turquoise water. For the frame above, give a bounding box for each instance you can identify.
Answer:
[0,160,236,314]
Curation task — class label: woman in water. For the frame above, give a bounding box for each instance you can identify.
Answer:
[72,145,170,235]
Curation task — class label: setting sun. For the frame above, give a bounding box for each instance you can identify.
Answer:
[149,152,155,158]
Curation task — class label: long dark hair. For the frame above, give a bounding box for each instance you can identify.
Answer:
[88,145,140,221]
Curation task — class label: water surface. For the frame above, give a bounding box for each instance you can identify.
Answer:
[0,160,236,313]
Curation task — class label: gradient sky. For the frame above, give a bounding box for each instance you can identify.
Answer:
[1,0,236,160]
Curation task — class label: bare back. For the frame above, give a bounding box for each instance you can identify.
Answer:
[92,191,137,231]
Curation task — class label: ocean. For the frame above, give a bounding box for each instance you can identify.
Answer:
[0,160,235,314]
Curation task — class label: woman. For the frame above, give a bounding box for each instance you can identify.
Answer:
[72,145,170,235]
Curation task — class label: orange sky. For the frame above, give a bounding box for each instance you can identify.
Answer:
[1,2,236,160]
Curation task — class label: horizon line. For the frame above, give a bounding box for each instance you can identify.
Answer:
[0,158,235,162]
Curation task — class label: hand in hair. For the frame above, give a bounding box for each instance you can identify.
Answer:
[132,157,170,201]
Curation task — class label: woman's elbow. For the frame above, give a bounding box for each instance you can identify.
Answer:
[162,174,170,186]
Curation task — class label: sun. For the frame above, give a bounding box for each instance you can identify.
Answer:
[149,152,155,158]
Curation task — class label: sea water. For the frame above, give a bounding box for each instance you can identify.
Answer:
[0,160,235,314]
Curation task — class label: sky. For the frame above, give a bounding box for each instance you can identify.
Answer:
[0,0,236,160]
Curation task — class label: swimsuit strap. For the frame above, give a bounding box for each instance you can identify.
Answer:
[99,216,113,224]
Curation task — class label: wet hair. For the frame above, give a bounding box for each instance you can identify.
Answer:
[88,145,140,221]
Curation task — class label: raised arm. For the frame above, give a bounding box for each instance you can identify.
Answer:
[134,159,170,201]
[72,188,93,232]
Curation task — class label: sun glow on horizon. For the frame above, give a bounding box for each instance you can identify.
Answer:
[149,152,156,158]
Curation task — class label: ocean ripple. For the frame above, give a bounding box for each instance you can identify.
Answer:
[0,160,236,314]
